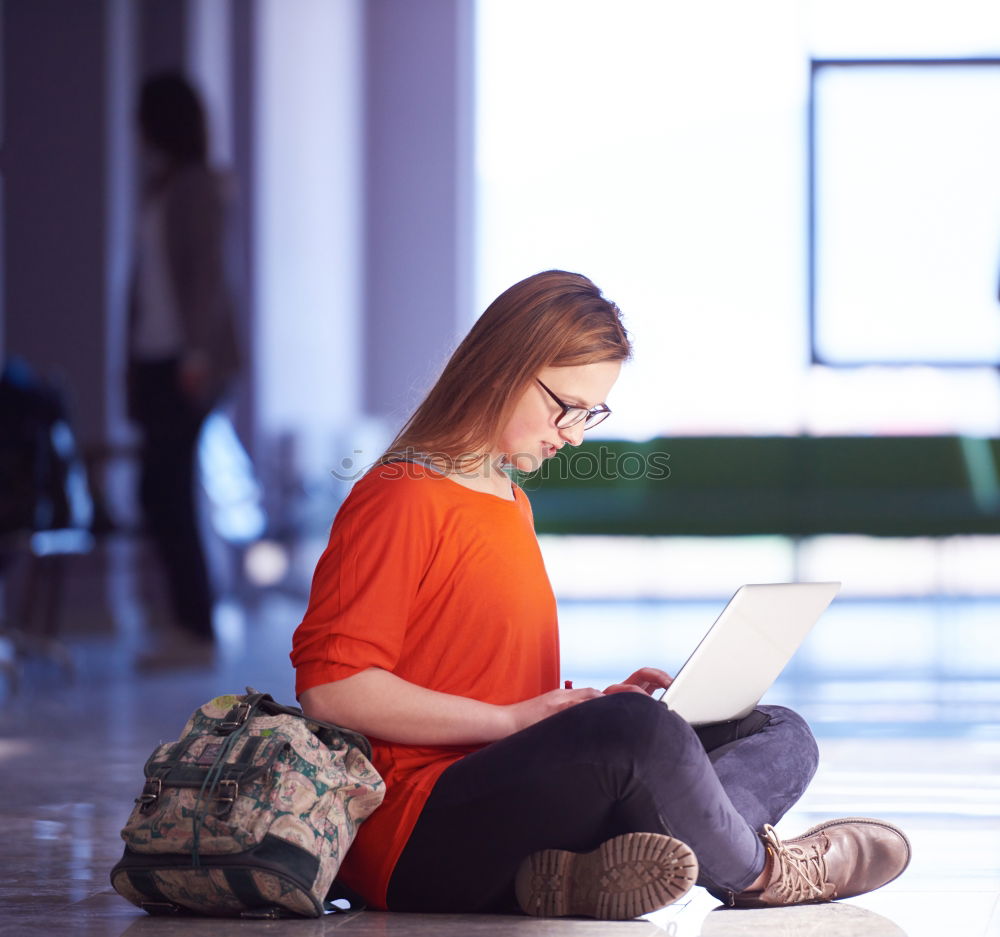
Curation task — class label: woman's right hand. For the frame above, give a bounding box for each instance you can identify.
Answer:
[502,686,604,735]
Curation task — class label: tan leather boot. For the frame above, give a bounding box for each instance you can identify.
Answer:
[726,817,911,908]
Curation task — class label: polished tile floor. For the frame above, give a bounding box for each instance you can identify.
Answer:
[1,589,998,936]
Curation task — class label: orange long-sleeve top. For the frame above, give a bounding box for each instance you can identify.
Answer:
[290,461,560,908]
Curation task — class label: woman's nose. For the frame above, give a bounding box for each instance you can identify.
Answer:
[559,422,586,447]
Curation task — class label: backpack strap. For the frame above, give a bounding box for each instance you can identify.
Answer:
[125,869,187,915]
[191,699,262,865]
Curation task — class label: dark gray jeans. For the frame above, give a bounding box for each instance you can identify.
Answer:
[386,692,819,912]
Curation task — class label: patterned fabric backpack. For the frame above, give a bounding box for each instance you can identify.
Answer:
[110,689,384,918]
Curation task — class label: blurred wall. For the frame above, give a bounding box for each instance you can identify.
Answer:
[1,0,474,523]
[3,0,125,448]
[1,0,256,449]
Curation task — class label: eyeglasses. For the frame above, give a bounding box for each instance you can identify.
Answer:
[537,380,612,430]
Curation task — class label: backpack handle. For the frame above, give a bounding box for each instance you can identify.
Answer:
[216,688,374,760]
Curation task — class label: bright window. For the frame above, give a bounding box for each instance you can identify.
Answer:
[812,60,1000,365]
[475,1,1000,438]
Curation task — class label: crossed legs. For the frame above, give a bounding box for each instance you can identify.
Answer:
[387,693,818,912]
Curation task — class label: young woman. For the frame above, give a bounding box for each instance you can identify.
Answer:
[291,270,910,919]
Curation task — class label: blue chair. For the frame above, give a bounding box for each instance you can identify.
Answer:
[0,360,94,691]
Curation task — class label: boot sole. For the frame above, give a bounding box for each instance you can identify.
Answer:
[515,831,698,920]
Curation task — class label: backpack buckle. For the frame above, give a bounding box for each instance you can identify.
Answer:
[219,701,252,732]
[212,779,239,816]
[135,777,162,811]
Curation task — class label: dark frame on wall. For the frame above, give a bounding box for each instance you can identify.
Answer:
[808,56,1000,368]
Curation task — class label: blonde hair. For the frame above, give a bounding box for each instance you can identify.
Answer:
[380,270,631,471]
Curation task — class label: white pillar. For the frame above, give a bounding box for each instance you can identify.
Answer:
[362,0,475,423]
[253,0,363,481]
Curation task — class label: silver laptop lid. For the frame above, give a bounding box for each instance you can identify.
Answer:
[659,582,840,726]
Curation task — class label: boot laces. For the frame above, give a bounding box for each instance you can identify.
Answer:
[761,824,831,903]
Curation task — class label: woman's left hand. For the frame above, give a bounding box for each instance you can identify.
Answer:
[604,666,673,696]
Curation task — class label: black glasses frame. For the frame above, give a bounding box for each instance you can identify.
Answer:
[536,380,612,430]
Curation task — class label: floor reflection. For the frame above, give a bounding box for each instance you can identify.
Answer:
[698,902,909,936]
[1,592,996,936]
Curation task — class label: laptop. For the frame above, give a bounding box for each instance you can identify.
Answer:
[657,582,840,725]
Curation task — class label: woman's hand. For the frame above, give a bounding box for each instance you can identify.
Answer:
[502,686,604,734]
[603,666,673,696]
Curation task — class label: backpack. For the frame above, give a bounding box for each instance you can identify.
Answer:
[110,689,384,918]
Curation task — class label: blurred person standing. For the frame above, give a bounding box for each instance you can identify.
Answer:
[126,71,241,667]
